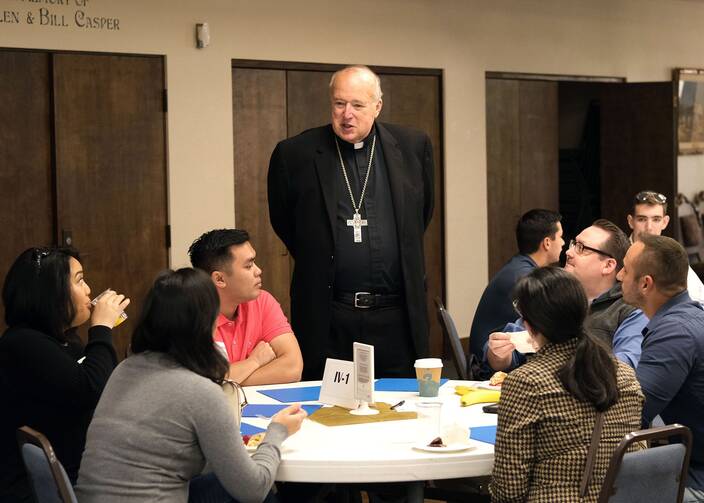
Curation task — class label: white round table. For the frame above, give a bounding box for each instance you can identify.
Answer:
[244,379,496,496]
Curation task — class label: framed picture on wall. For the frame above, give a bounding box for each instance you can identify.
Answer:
[675,68,704,155]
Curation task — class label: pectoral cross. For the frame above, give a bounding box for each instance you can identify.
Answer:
[346,212,368,243]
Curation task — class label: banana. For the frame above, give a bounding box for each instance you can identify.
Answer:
[454,385,475,395]
[459,389,501,407]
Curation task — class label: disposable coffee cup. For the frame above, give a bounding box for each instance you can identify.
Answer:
[414,358,443,397]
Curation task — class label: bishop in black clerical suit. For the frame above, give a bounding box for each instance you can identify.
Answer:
[267,65,434,380]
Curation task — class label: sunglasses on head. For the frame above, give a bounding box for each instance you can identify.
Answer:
[634,191,667,205]
[31,248,52,274]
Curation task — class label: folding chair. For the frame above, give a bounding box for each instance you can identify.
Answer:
[16,426,78,503]
[434,296,469,380]
[598,424,692,503]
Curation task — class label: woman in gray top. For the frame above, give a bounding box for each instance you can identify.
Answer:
[75,268,306,503]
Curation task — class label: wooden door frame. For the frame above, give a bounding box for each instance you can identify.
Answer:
[486,71,625,84]
[232,59,442,76]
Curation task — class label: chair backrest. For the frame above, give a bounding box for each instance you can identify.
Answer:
[16,426,78,503]
[598,424,692,503]
[434,296,468,380]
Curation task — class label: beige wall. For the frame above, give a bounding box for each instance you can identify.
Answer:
[3,0,704,338]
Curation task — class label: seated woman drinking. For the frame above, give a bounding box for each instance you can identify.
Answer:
[76,268,306,503]
[0,247,129,502]
[491,267,643,502]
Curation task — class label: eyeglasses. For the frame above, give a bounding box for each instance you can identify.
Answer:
[31,248,52,274]
[569,239,615,259]
[223,379,248,413]
[635,191,667,205]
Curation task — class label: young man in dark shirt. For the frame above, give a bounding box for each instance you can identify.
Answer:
[468,209,563,360]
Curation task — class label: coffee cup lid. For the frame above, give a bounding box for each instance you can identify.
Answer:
[414,358,443,368]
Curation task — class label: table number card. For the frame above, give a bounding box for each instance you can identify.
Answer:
[319,358,357,409]
[350,342,379,415]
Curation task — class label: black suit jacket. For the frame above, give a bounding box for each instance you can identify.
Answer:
[268,122,434,379]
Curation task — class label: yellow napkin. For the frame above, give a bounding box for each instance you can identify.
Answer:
[308,402,417,426]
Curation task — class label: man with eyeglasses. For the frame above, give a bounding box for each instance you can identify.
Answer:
[486,219,647,372]
[626,190,704,304]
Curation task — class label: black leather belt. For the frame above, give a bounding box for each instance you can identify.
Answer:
[334,291,403,309]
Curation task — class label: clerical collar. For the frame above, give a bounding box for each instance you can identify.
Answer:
[336,124,376,151]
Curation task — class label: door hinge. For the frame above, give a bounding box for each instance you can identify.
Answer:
[165,224,171,248]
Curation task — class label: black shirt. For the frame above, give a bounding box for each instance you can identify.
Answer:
[333,127,402,294]
[0,324,117,501]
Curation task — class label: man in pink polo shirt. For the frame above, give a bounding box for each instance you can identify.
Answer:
[189,228,303,385]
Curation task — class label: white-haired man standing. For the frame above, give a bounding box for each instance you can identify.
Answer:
[268,65,434,381]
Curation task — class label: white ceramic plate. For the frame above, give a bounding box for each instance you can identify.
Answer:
[412,442,476,453]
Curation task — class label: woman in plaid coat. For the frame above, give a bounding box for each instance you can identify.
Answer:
[490,267,644,503]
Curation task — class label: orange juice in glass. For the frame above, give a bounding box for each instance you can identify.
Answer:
[90,289,128,327]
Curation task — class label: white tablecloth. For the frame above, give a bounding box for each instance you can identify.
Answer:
[244,380,497,483]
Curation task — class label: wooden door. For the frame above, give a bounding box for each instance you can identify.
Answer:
[232,63,446,357]
[0,51,54,330]
[232,68,291,315]
[486,79,559,277]
[53,53,168,358]
[600,82,676,234]
[287,70,332,136]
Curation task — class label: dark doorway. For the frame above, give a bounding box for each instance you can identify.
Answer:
[486,72,676,277]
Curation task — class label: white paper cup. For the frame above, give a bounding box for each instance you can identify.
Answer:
[414,358,443,397]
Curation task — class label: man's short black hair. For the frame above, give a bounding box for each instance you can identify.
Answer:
[188,229,250,274]
[516,209,562,255]
[637,234,688,296]
[592,219,630,271]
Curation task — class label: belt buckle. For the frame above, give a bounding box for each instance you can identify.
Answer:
[354,291,372,309]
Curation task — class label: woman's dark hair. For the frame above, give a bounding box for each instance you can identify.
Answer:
[131,268,229,383]
[2,247,81,342]
[513,267,619,411]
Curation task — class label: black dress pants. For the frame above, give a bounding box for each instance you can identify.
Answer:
[327,301,415,378]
